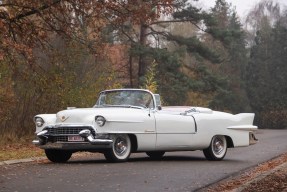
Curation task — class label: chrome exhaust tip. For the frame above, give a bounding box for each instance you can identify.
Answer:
[249,132,258,145]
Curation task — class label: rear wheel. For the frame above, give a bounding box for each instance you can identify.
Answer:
[45,149,72,163]
[104,134,131,162]
[203,135,227,161]
[146,151,165,160]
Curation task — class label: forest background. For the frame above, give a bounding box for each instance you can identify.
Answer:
[0,0,286,142]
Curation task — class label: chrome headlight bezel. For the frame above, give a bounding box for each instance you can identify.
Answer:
[95,116,106,127]
[34,117,45,127]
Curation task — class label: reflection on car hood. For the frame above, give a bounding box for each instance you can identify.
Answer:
[55,107,147,124]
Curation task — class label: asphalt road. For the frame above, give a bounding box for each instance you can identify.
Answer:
[1,129,287,192]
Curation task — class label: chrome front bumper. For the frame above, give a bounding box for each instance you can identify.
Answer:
[78,129,113,144]
[34,142,112,150]
[33,129,113,150]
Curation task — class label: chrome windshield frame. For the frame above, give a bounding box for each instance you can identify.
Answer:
[94,89,156,109]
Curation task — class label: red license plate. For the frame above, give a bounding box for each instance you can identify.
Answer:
[68,135,85,142]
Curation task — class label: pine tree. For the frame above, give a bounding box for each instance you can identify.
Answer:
[200,0,250,112]
[246,18,287,129]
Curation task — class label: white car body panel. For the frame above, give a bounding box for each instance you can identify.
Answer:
[154,111,196,149]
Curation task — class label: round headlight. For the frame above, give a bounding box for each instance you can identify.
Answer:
[95,116,106,127]
[35,117,44,127]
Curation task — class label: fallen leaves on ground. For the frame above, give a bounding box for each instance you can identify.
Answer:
[0,143,44,161]
[206,153,287,192]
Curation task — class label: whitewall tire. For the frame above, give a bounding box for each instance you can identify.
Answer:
[104,134,131,162]
[203,135,227,161]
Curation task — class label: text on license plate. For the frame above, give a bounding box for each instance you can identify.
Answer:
[68,135,85,142]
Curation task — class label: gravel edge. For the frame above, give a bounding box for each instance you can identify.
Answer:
[0,157,46,166]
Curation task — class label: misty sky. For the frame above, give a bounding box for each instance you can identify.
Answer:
[197,0,287,19]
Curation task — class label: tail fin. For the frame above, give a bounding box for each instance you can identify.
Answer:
[236,113,255,125]
[227,113,258,131]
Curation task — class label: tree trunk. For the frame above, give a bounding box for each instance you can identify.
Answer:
[138,23,148,84]
[129,55,134,87]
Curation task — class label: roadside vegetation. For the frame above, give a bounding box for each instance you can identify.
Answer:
[206,153,287,191]
[0,0,286,146]
[0,136,43,161]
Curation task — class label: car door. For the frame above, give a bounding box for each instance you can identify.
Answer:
[103,108,157,151]
[154,111,196,150]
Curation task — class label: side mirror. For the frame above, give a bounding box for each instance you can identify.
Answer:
[154,94,162,110]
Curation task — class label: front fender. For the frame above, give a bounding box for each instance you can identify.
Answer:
[34,114,56,133]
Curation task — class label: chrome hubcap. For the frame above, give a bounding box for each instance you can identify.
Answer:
[114,137,127,155]
[213,137,224,155]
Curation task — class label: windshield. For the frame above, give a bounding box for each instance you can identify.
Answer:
[95,90,155,109]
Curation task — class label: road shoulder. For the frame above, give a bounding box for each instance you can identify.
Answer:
[0,157,46,166]
[200,152,287,191]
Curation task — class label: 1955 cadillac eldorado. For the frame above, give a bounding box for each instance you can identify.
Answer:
[33,89,258,163]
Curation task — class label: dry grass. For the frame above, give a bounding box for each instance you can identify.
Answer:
[0,135,44,161]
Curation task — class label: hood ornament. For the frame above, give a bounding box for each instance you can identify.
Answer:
[60,115,69,122]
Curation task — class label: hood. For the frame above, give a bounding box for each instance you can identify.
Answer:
[56,107,147,124]
[56,108,96,124]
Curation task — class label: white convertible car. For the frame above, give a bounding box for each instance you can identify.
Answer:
[33,89,258,163]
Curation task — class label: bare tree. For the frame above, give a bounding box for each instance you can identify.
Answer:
[244,0,281,46]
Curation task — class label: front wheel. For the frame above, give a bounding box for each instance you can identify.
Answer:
[203,135,227,161]
[45,149,72,163]
[104,134,131,162]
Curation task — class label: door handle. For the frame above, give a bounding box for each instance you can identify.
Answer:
[145,130,155,133]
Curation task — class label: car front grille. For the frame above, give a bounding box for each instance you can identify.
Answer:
[46,126,96,136]
[45,126,95,143]
[52,136,68,142]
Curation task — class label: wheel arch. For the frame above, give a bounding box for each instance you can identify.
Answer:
[224,135,234,148]
[128,134,138,152]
